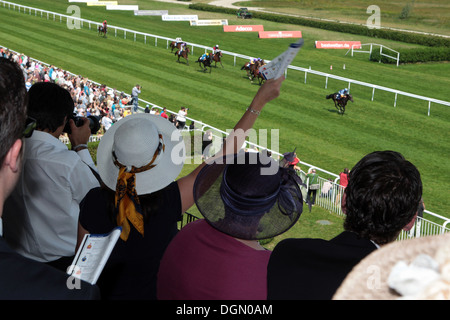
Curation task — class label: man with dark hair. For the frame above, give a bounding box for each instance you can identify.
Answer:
[267,150,423,300]
[3,81,100,272]
[0,58,99,299]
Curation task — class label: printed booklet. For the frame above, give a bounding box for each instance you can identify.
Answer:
[67,227,122,285]
[259,38,304,80]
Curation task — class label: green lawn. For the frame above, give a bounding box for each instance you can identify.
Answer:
[1,0,449,222]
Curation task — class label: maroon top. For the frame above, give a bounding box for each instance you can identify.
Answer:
[157,219,271,300]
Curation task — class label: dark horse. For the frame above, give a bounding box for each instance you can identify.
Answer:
[98,25,107,37]
[175,46,190,65]
[326,93,354,114]
[197,54,213,72]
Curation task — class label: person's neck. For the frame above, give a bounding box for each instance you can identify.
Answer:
[234,238,266,250]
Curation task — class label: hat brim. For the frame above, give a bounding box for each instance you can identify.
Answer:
[193,152,303,240]
[97,114,186,195]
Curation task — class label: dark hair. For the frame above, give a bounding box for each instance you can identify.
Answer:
[343,151,422,245]
[27,82,74,132]
[0,58,27,164]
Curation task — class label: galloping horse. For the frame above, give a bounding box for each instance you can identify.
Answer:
[241,59,264,81]
[212,51,223,68]
[197,54,213,72]
[175,46,190,65]
[98,25,107,37]
[250,62,266,85]
[326,93,354,114]
[170,41,183,53]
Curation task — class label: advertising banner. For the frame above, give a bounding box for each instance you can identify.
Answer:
[190,19,228,26]
[162,15,199,21]
[258,31,302,38]
[223,25,264,32]
[315,41,362,49]
[134,10,169,16]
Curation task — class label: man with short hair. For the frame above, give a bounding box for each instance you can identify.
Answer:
[3,82,100,272]
[267,150,423,300]
[0,58,99,299]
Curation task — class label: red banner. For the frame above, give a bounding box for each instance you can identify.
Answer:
[223,25,264,32]
[315,41,361,49]
[258,31,302,39]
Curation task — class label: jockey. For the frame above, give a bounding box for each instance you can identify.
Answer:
[212,44,220,55]
[337,88,349,100]
[178,42,186,55]
[103,20,107,31]
[200,52,210,61]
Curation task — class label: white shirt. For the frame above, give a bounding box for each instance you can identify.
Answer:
[176,110,186,122]
[2,131,100,263]
[102,116,113,131]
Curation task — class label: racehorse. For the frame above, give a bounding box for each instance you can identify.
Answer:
[212,51,223,68]
[241,59,265,81]
[197,54,213,73]
[175,46,190,65]
[326,93,354,114]
[250,62,266,85]
[98,25,107,37]
[170,41,183,53]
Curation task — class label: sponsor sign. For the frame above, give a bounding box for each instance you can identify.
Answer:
[134,10,169,16]
[315,41,362,49]
[190,19,228,26]
[258,31,302,39]
[223,25,264,32]
[87,1,118,6]
[106,5,139,10]
[162,15,199,21]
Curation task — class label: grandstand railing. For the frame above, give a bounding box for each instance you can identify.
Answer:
[2,0,450,116]
[3,7,450,238]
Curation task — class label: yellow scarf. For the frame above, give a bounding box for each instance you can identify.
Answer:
[113,135,164,241]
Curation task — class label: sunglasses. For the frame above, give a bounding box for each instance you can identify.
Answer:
[23,117,37,138]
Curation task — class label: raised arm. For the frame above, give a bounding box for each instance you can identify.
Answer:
[177,76,285,213]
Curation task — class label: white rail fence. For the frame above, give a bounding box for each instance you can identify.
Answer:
[2,0,450,116]
[3,1,450,238]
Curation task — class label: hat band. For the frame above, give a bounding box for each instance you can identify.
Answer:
[220,166,280,216]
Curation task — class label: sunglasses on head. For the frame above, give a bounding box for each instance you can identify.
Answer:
[23,117,37,138]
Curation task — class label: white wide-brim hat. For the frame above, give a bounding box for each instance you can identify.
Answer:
[97,114,186,195]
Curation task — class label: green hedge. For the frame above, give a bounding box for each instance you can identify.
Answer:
[370,47,450,64]
[189,4,450,48]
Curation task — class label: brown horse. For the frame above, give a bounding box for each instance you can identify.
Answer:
[326,93,354,114]
[250,62,266,85]
[98,25,107,37]
[169,41,183,53]
[241,59,264,81]
[212,51,223,68]
[175,46,190,65]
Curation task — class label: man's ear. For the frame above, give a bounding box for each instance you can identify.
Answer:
[4,139,23,173]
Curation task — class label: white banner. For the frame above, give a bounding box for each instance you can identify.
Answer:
[87,1,118,6]
[162,15,198,21]
[106,5,139,10]
[134,10,169,16]
[190,19,228,26]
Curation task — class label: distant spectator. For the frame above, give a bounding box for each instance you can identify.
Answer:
[160,107,169,120]
[306,168,319,211]
[176,106,188,130]
[267,150,423,300]
[131,84,141,113]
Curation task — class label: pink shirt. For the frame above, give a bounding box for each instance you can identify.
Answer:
[157,219,271,300]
